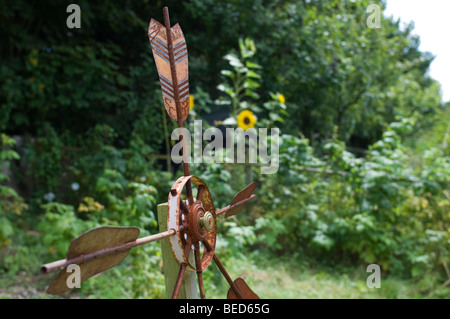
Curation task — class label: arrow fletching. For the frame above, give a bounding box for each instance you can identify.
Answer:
[44,226,140,294]
[148,16,190,122]
[224,182,258,218]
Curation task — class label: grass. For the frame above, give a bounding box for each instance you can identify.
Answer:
[205,252,449,299]
[1,246,448,299]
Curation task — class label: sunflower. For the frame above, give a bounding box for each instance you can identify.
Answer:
[278,93,285,104]
[189,95,194,110]
[237,110,257,130]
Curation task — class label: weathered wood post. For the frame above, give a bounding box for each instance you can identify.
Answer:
[157,203,198,299]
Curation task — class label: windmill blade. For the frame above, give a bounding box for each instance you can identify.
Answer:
[42,226,182,294]
[215,182,258,218]
[226,182,257,218]
[44,226,139,294]
[148,17,189,122]
[227,278,259,299]
[213,253,259,299]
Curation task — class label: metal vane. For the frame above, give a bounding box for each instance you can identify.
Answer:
[148,15,189,122]
[40,6,259,300]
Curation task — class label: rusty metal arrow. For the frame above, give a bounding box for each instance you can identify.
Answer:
[215,182,258,218]
[42,225,184,294]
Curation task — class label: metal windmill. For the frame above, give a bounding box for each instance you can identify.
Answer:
[41,7,259,299]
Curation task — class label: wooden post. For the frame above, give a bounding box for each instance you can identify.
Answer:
[157,203,198,299]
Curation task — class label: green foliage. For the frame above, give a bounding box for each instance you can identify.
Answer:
[217,38,262,119]
[214,37,287,128]
[3,0,441,150]
[38,202,95,257]
[189,35,448,289]
[78,241,166,298]
[34,170,165,298]
[254,119,449,281]
[0,134,28,248]
[178,0,442,146]
[1,0,448,298]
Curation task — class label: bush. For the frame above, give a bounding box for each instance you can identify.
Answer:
[253,120,449,280]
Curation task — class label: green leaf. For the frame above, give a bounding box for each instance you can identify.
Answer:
[0,150,20,161]
[246,70,261,79]
[245,61,262,69]
[244,79,260,89]
[221,70,235,79]
[0,217,14,238]
[224,54,244,68]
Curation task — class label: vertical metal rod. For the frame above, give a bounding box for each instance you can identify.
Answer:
[213,254,243,299]
[194,244,206,299]
[180,199,189,215]
[161,97,172,173]
[196,185,205,203]
[172,263,188,299]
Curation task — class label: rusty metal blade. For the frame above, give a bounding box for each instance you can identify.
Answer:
[227,277,259,299]
[45,226,140,294]
[148,14,190,122]
[215,195,256,217]
[225,182,257,218]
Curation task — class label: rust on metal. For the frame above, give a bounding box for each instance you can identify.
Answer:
[213,254,243,299]
[213,253,259,299]
[41,227,184,274]
[44,226,139,294]
[172,262,188,299]
[227,278,260,299]
[215,194,256,217]
[148,10,189,122]
[168,175,216,272]
[196,185,205,203]
[225,182,258,218]
[149,7,193,200]
[42,226,186,295]
[194,243,206,299]
[41,6,262,299]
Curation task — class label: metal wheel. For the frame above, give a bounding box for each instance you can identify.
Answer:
[168,176,259,299]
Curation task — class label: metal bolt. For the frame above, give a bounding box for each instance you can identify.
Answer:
[199,211,214,232]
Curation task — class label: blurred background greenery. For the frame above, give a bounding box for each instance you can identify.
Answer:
[0,0,448,298]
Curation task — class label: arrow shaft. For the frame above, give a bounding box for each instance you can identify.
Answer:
[41,226,184,273]
[213,254,243,299]
[163,7,182,125]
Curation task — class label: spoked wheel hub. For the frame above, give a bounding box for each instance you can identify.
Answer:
[168,175,216,272]
[167,175,259,299]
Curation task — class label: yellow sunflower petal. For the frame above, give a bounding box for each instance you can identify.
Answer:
[189,95,194,110]
[237,110,257,130]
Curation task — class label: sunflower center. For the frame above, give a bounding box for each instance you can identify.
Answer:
[243,117,251,125]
